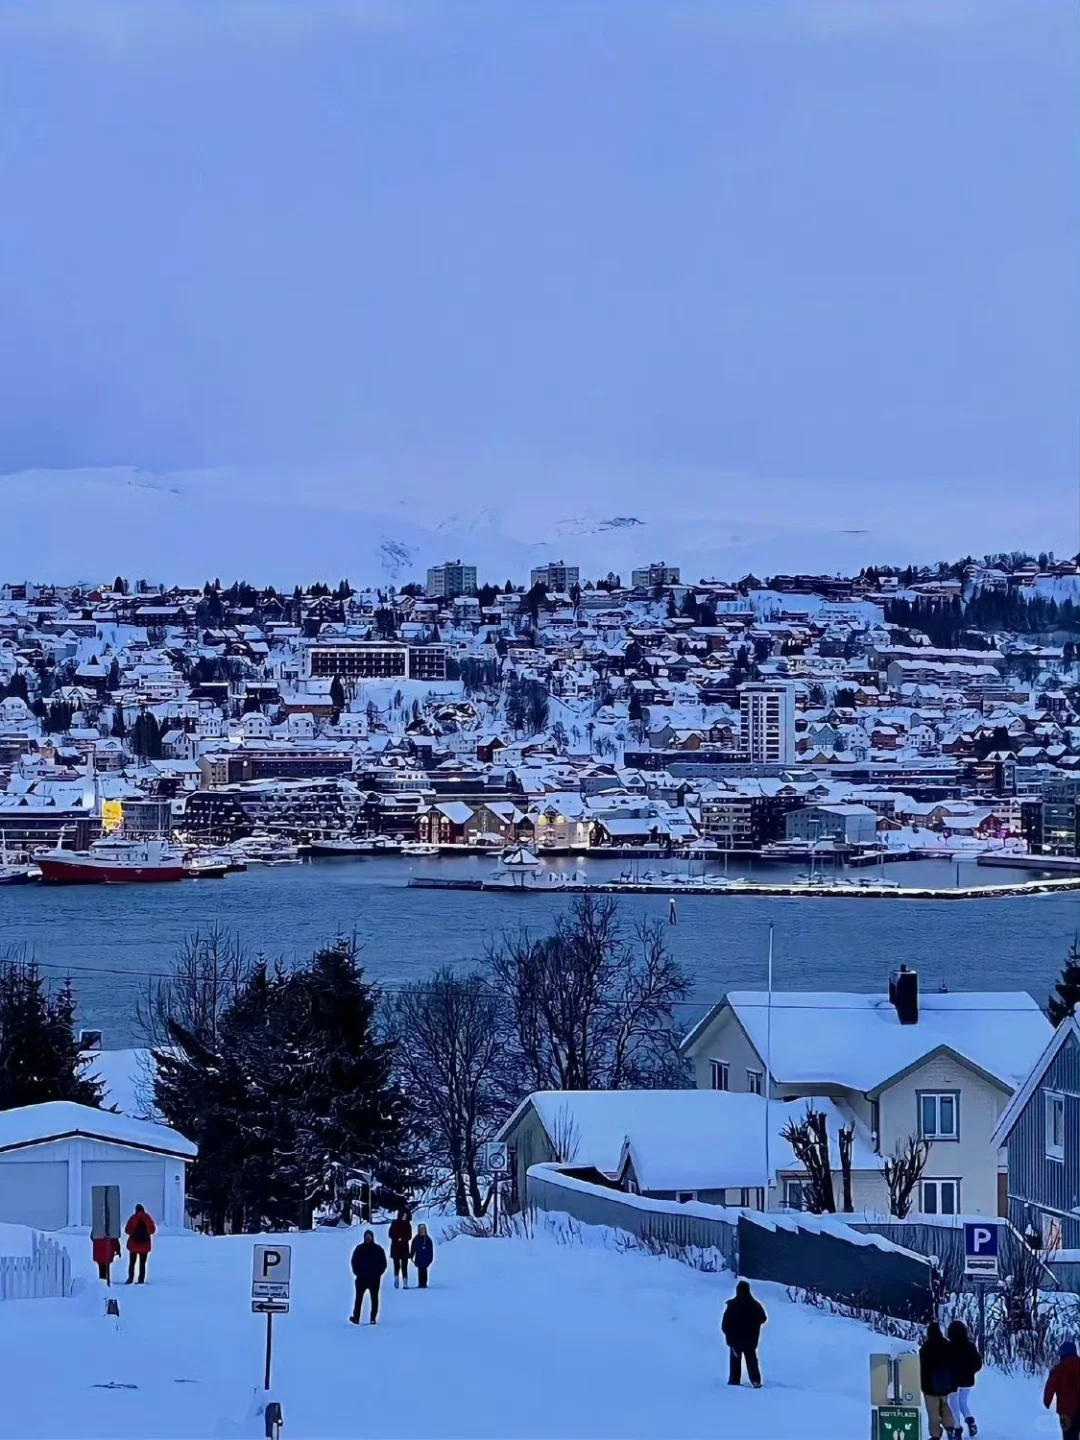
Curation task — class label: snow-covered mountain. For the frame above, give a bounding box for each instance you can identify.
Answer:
[0,464,1058,587]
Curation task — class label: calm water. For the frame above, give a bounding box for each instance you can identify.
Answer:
[0,854,1076,1045]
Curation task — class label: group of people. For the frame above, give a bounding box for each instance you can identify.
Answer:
[350,1211,435,1325]
[918,1320,982,1440]
[91,1204,157,1286]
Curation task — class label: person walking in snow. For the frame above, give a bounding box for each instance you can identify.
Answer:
[945,1319,982,1438]
[1045,1340,1080,1440]
[389,1208,412,1288]
[410,1224,434,1289]
[721,1280,767,1388]
[919,1322,956,1440]
[91,1232,121,1284]
[123,1204,156,1284]
[349,1230,388,1325]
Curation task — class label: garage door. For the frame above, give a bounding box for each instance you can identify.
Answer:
[81,1161,165,1229]
[0,1161,69,1230]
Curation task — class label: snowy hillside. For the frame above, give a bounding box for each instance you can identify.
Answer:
[0,465,952,587]
[0,1218,1045,1438]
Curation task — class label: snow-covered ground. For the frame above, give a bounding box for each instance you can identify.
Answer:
[0,1219,1045,1439]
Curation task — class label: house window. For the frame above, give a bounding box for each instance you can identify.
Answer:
[710,1061,730,1091]
[739,1187,764,1209]
[1042,1212,1063,1252]
[920,1179,960,1216]
[784,1181,810,1211]
[747,1069,764,1096]
[676,1191,696,1204]
[919,1092,959,1141]
[1045,1092,1066,1162]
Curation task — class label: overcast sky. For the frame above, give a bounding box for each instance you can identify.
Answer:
[0,0,1076,564]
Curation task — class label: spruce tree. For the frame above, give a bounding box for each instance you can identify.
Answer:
[1049,940,1080,1027]
[0,962,102,1110]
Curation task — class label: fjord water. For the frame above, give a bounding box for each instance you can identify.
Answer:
[0,855,1074,1045]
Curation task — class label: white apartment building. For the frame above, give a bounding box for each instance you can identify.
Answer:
[739,681,795,765]
[426,561,477,599]
[529,561,580,593]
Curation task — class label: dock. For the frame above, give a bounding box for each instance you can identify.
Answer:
[407,874,1080,901]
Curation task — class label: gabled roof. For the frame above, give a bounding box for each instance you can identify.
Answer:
[990,1017,1080,1148]
[0,1101,196,1159]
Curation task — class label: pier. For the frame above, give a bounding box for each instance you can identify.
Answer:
[407,874,1080,901]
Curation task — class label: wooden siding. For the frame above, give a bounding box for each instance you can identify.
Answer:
[1006,1030,1080,1248]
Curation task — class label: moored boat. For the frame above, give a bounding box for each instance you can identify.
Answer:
[37,836,187,885]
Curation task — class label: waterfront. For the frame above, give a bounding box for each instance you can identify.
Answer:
[0,853,1076,1045]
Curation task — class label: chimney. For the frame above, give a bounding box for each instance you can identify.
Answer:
[889,965,919,1026]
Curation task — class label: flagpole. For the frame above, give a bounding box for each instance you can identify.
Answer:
[764,921,774,1209]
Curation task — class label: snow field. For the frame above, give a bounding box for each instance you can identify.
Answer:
[0,1219,1048,1439]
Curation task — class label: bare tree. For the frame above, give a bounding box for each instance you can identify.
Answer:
[838,1124,855,1213]
[387,967,510,1216]
[487,895,690,1093]
[883,1134,931,1219]
[780,1106,837,1214]
[549,1101,582,1164]
[137,927,252,1052]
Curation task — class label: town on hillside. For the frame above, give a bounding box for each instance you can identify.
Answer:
[0,551,1078,884]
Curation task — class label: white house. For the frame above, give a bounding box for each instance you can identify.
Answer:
[0,1103,196,1231]
[680,979,1052,1217]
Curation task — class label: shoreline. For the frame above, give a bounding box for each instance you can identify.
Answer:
[408,875,1080,901]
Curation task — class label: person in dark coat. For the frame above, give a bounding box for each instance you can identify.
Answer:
[721,1280,767,1387]
[350,1230,388,1325]
[410,1224,434,1289]
[919,1322,956,1440]
[945,1320,982,1438]
[389,1209,412,1289]
[1045,1340,1080,1440]
[123,1205,156,1284]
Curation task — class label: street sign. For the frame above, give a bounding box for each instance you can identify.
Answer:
[874,1406,920,1440]
[252,1244,292,1300]
[252,1299,290,1315]
[964,1222,999,1277]
[480,1141,509,1173]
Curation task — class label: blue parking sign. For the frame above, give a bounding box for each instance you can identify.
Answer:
[964,1222,999,1275]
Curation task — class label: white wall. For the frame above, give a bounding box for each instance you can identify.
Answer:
[0,1138,189,1230]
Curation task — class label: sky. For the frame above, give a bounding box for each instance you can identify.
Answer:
[0,0,1076,577]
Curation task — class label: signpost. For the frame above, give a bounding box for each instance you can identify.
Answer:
[252,1245,292,1391]
[964,1224,999,1356]
[479,1143,509,1231]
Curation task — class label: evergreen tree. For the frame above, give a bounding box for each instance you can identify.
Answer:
[6,671,28,703]
[1049,940,1080,1027]
[110,705,127,739]
[106,658,121,692]
[330,674,346,711]
[0,961,102,1110]
[131,710,163,759]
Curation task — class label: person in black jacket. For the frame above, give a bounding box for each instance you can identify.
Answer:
[946,1320,982,1438]
[410,1224,434,1289]
[721,1281,767,1387]
[920,1322,957,1440]
[349,1230,388,1325]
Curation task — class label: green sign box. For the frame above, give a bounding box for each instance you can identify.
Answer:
[875,1406,920,1440]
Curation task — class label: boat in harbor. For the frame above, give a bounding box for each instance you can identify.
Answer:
[37,836,187,885]
[225,835,301,865]
[0,835,33,885]
[400,842,439,857]
[310,835,400,857]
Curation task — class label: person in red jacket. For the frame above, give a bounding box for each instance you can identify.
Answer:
[124,1204,157,1285]
[91,1234,121,1284]
[1045,1340,1080,1440]
[388,1209,412,1289]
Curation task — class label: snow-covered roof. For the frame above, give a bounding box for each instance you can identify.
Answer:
[503,1089,879,1190]
[683,990,1051,1094]
[0,1101,196,1158]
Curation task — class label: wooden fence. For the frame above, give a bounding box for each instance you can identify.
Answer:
[0,1233,72,1301]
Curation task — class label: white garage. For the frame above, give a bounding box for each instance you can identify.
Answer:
[0,1101,196,1232]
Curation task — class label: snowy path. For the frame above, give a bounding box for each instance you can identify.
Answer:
[0,1221,1046,1438]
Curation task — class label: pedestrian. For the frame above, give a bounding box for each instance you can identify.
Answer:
[919,1321,956,1440]
[91,1232,121,1284]
[721,1280,767,1388]
[1045,1339,1080,1440]
[389,1208,412,1289]
[945,1319,982,1438]
[349,1230,388,1326]
[123,1204,156,1285]
[411,1224,434,1289]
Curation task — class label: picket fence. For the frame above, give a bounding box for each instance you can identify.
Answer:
[0,1232,72,1301]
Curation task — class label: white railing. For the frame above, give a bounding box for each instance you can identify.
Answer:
[0,1233,72,1301]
